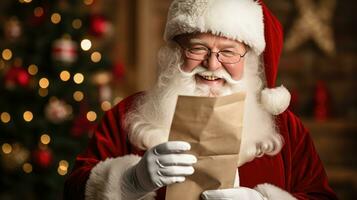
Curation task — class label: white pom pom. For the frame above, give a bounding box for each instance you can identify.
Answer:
[261,85,291,115]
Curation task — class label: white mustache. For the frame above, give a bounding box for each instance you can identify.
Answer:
[179,66,243,85]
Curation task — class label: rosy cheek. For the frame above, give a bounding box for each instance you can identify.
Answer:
[181,59,201,72]
[225,63,244,80]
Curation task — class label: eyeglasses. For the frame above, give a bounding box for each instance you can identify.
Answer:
[182,45,247,64]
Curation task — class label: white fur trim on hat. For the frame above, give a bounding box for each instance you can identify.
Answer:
[85,155,156,200]
[164,0,266,54]
[261,85,291,115]
[255,183,297,200]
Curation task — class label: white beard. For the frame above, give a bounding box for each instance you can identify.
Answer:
[125,44,283,166]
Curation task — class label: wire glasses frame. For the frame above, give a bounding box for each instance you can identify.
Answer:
[181,45,248,64]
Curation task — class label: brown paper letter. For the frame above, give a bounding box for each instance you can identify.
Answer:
[166,92,246,200]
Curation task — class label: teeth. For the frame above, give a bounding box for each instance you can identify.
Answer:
[202,75,219,81]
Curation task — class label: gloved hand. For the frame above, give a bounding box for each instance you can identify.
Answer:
[201,187,266,200]
[121,141,197,199]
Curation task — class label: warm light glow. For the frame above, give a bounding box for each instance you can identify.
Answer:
[60,70,71,81]
[73,73,84,84]
[40,134,51,145]
[20,0,32,3]
[91,52,102,63]
[59,160,69,169]
[2,49,13,61]
[2,143,12,154]
[72,19,82,29]
[23,111,33,122]
[1,112,11,123]
[83,0,94,6]
[86,111,97,122]
[73,91,84,102]
[28,64,38,75]
[80,39,92,51]
[101,101,112,111]
[39,77,49,88]
[58,160,69,176]
[57,166,68,176]
[38,88,48,97]
[23,163,33,173]
[34,7,44,17]
[51,13,61,24]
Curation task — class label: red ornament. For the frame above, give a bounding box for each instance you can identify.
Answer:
[4,66,30,89]
[52,37,78,63]
[314,81,330,121]
[29,5,48,26]
[89,15,112,37]
[32,147,53,169]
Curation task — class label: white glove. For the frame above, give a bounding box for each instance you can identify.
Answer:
[201,187,266,200]
[121,141,197,199]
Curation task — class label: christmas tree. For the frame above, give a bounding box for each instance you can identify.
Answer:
[0,0,122,199]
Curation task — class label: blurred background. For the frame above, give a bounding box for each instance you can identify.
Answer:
[0,0,356,199]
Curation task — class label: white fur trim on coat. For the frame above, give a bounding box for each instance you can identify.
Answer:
[261,85,291,115]
[85,155,156,200]
[255,183,297,200]
[164,0,266,54]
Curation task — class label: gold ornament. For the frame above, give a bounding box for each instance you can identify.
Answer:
[285,0,336,56]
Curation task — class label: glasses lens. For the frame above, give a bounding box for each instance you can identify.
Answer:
[186,48,208,60]
[218,56,241,64]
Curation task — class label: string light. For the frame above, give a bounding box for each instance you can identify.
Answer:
[101,101,112,111]
[73,73,84,84]
[1,112,11,123]
[40,134,51,145]
[2,143,12,154]
[58,160,69,176]
[2,49,13,61]
[19,0,32,3]
[39,77,49,88]
[28,64,38,75]
[91,51,102,63]
[23,111,33,122]
[51,13,61,24]
[23,163,33,173]
[60,70,71,81]
[59,160,69,168]
[83,0,94,6]
[38,88,48,97]
[72,19,82,29]
[80,39,92,51]
[86,111,97,122]
[34,7,44,17]
[73,91,84,102]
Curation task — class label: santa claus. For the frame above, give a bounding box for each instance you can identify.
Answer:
[64,0,337,199]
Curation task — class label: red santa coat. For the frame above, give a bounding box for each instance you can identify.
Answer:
[64,93,337,200]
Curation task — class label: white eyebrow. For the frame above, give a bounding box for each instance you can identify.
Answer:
[189,38,206,44]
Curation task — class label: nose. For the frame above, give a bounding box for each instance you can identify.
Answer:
[203,52,222,71]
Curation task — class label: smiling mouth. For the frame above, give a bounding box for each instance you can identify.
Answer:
[200,75,221,81]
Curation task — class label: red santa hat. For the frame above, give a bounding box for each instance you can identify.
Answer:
[164,0,291,115]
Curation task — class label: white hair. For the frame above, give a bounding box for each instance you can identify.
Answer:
[125,43,283,165]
